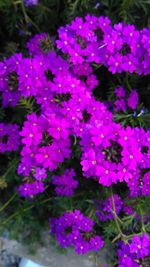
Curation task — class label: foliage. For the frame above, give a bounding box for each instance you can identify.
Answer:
[0,1,150,267]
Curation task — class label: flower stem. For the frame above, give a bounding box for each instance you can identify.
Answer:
[20,0,29,23]
[0,196,52,227]
[114,113,133,120]
[2,159,19,179]
[93,252,99,267]
[0,192,17,212]
[125,73,132,91]
[111,188,127,242]
[14,0,40,32]
[139,208,146,232]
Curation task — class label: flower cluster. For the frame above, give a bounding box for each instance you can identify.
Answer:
[114,86,139,112]
[0,123,20,153]
[96,194,123,221]
[128,170,150,197]
[26,33,54,55]
[17,112,71,196]
[117,233,150,267]
[52,169,78,196]
[81,122,149,187]
[56,15,150,74]
[18,180,45,198]
[0,13,149,265]
[50,210,104,254]
[0,53,22,107]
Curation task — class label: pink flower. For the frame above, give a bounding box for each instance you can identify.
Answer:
[127,90,139,109]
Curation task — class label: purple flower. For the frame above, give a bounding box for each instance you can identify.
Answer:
[127,90,139,110]
[0,54,23,107]
[108,54,123,74]
[96,194,123,221]
[0,123,20,153]
[142,172,150,196]
[129,233,150,259]
[52,169,78,196]
[49,210,104,254]
[18,181,45,198]
[27,33,54,55]
[33,167,47,181]
[24,0,38,7]
[89,235,104,251]
[117,241,139,267]
[117,234,150,266]
[19,111,71,178]
[115,86,126,98]
[0,15,149,259]
[115,98,127,112]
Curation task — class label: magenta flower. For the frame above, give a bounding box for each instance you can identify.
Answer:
[129,233,150,259]
[127,90,139,110]
[96,161,118,186]
[0,123,20,153]
[24,0,38,7]
[108,54,123,74]
[33,167,47,181]
[115,86,126,98]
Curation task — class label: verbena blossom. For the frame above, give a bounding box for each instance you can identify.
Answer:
[80,122,148,187]
[96,194,123,221]
[18,181,44,197]
[127,170,150,197]
[0,123,20,153]
[117,233,150,267]
[24,0,39,7]
[0,53,23,107]
[114,86,139,113]
[0,14,149,263]
[127,90,139,110]
[142,172,150,196]
[114,86,126,98]
[56,15,150,75]
[52,169,78,196]
[115,98,127,112]
[33,167,47,181]
[26,33,54,55]
[18,112,71,193]
[50,210,104,254]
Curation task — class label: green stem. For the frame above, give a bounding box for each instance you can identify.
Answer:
[111,188,146,244]
[0,205,34,226]
[125,73,132,92]
[14,0,40,32]
[116,214,123,225]
[116,74,122,84]
[70,0,80,15]
[13,0,22,4]
[20,0,29,23]
[112,234,121,243]
[139,208,146,232]
[111,195,123,237]
[92,64,102,72]
[22,0,40,32]
[39,3,51,12]
[0,196,52,226]
[73,135,77,145]
[114,113,133,120]
[2,159,19,179]
[111,188,127,242]
[0,192,17,212]
[93,252,99,267]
